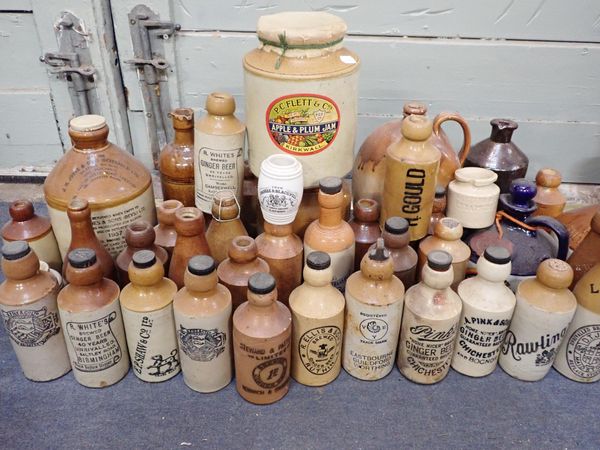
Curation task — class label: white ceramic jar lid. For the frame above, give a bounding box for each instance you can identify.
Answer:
[257,12,347,47]
[69,115,107,132]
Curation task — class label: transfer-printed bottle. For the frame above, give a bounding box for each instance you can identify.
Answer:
[205,190,248,264]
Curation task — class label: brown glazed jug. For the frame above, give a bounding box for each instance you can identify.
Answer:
[159,108,195,206]
[2,200,62,272]
[429,186,447,235]
[233,272,292,404]
[349,198,382,272]
[64,198,116,282]
[373,217,418,289]
[567,211,600,288]
[533,168,566,218]
[205,190,248,264]
[463,119,528,193]
[217,236,270,310]
[557,205,600,250]
[169,207,211,289]
[115,220,169,288]
[154,199,183,257]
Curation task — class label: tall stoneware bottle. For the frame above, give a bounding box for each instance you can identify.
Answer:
[554,263,600,382]
[195,93,245,215]
[169,207,211,289]
[44,115,156,259]
[205,190,248,264]
[499,259,577,381]
[398,250,461,384]
[217,236,270,310]
[349,198,381,272]
[304,177,355,292]
[381,115,441,242]
[64,198,116,282]
[567,211,600,288]
[374,217,418,289]
[58,248,129,387]
[120,250,180,382]
[173,255,232,392]
[233,272,292,404]
[343,239,404,380]
[154,199,183,257]
[289,252,345,386]
[2,200,62,272]
[452,247,516,377]
[115,220,169,288]
[159,108,195,206]
[0,241,70,381]
[533,168,566,218]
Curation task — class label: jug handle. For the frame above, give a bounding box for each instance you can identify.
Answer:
[433,113,472,167]
[525,215,570,261]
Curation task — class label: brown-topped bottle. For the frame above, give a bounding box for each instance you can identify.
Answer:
[533,168,566,218]
[567,211,600,288]
[373,217,418,289]
[2,200,62,272]
[349,198,381,272]
[154,199,183,257]
[159,108,195,206]
[206,190,248,264]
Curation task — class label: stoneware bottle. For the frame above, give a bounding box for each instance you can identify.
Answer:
[289,251,345,386]
[0,241,70,381]
[255,221,303,306]
[398,250,462,384]
[557,204,600,251]
[374,217,418,289]
[154,199,183,257]
[566,211,600,288]
[58,248,129,388]
[233,272,292,404]
[2,200,62,272]
[349,198,381,272]
[195,93,245,214]
[304,177,355,292]
[343,239,404,380]
[115,220,169,288]
[429,186,447,235]
[452,247,516,377]
[64,198,116,282]
[173,255,232,393]
[120,250,180,382]
[533,168,566,218]
[169,207,211,289]
[381,115,441,241]
[205,190,248,264]
[498,259,577,381]
[554,263,600,382]
[258,154,304,226]
[418,218,470,290]
[217,236,270,310]
[159,108,195,206]
[44,114,156,259]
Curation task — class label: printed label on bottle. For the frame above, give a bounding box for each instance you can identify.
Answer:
[1,306,60,347]
[298,325,342,375]
[266,94,340,155]
[501,327,568,367]
[178,325,227,362]
[259,185,300,217]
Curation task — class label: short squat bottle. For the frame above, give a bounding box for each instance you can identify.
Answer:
[58,248,129,388]
[173,255,232,392]
[398,251,462,384]
[373,217,418,289]
[349,198,381,272]
[343,239,404,380]
[289,252,345,386]
[205,190,248,264]
[533,168,566,218]
[0,241,70,381]
[452,247,516,377]
[233,273,292,404]
[120,250,180,382]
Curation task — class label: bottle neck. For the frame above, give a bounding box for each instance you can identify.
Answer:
[264,221,292,237]
[303,266,333,287]
[69,213,97,242]
[174,128,194,146]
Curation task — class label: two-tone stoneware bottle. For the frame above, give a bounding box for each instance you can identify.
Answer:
[349,199,381,272]
[205,190,248,264]
[533,168,566,218]
[374,217,417,289]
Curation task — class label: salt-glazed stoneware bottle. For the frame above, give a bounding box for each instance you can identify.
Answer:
[428,186,447,235]
[343,239,404,381]
[398,250,462,384]
[304,177,355,292]
[217,236,270,310]
[554,263,600,382]
[498,259,577,381]
[373,217,418,289]
[58,248,129,388]
[289,251,345,386]
[533,168,566,218]
[154,199,183,257]
[233,272,292,404]
[452,247,516,377]
[0,241,70,381]
[566,211,600,288]
[205,190,248,264]
[120,250,180,382]
[1,200,62,272]
[349,198,381,272]
[173,255,232,393]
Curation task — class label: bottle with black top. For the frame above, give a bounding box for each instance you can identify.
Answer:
[373,217,418,289]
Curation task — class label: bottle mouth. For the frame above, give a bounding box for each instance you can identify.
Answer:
[454,167,498,186]
[260,154,303,180]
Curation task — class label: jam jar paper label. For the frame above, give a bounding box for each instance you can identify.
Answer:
[266,94,340,155]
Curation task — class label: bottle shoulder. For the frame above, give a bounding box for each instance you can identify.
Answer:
[457,277,516,312]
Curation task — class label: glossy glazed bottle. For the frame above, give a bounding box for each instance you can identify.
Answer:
[398,250,462,384]
[566,211,600,288]
[304,177,355,292]
[374,217,418,289]
[349,198,381,272]
[0,241,70,381]
[289,252,345,386]
[173,255,232,393]
[499,259,576,381]
[154,199,183,257]
[159,108,195,206]
[217,236,270,310]
[1,200,62,272]
[233,272,292,404]
[343,239,404,380]
[205,190,248,264]
[533,168,566,218]
[452,247,516,377]
[58,248,129,388]
[428,186,447,235]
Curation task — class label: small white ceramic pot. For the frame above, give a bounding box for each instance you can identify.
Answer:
[447,167,500,229]
[258,154,304,225]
